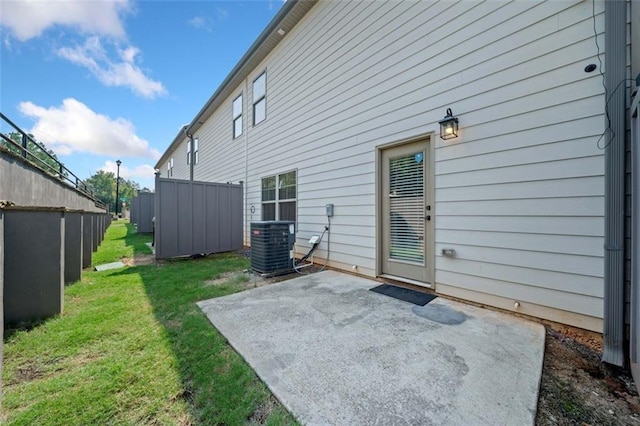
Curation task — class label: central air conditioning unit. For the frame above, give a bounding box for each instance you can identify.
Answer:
[250,221,295,276]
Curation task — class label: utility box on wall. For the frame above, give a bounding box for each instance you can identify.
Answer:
[250,221,295,276]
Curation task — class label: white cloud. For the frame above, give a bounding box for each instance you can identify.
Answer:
[188,16,213,32]
[187,7,228,32]
[101,160,156,181]
[18,98,160,160]
[0,0,131,41]
[216,7,229,21]
[57,37,166,99]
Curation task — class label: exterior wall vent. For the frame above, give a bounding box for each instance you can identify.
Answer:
[250,221,295,276]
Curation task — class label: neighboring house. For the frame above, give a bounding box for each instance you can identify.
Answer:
[156,1,637,366]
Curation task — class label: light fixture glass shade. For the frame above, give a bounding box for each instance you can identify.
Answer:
[439,108,459,140]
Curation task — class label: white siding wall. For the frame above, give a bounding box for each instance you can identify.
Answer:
[189,0,607,330]
[161,137,190,180]
[195,88,246,185]
[172,137,190,180]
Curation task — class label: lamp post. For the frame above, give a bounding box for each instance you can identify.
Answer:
[115,159,121,217]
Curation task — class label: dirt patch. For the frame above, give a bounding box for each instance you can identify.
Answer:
[204,271,244,286]
[13,363,45,383]
[536,327,640,425]
[122,254,155,266]
[8,352,103,387]
[248,395,279,424]
[204,268,321,289]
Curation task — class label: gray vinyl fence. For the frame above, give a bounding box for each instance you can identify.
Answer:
[131,196,139,225]
[630,90,639,389]
[134,192,154,233]
[154,177,243,259]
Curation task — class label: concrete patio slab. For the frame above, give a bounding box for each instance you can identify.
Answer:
[94,261,125,271]
[198,270,545,425]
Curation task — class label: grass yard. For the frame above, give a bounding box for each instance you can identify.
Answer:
[2,220,296,425]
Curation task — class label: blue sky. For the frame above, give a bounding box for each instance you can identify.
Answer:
[1,0,283,189]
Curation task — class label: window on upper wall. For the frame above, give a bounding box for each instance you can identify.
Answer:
[253,71,266,125]
[261,170,296,223]
[187,140,191,165]
[233,94,243,138]
[193,138,199,164]
[167,157,174,177]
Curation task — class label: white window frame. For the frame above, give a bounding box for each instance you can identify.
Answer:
[167,157,174,177]
[261,170,296,223]
[193,137,199,165]
[253,71,266,126]
[187,140,191,165]
[233,94,243,138]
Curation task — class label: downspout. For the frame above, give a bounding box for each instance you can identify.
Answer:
[602,0,627,367]
[631,80,640,391]
[184,127,194,181]
[244,76,250,246]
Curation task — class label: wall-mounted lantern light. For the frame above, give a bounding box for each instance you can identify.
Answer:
[438,108,459,140]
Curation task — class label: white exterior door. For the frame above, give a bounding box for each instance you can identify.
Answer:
[380,139,432,285]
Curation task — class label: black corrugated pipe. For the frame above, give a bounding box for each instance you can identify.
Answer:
[602,0,627,367]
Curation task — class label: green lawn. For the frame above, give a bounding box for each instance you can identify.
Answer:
[2,220,296,425]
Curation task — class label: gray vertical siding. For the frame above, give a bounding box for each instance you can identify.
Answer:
[155,178,243,259]
[64,212,82,285]
[3,209,65,324]
[136,192,155,233]
[82,213,93,268]
[131,196,139,225]
[602,0,627,366]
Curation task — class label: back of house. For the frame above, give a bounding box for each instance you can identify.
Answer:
[156,0,637,366]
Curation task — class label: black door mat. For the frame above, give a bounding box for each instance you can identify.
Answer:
[369,284,437,306]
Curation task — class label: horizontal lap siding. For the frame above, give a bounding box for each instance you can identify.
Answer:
[191,0,606,324]
[171,137,190,180]
[431,0,606,324]
[194,90,245,185]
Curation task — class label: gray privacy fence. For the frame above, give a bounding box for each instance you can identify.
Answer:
[131,196,139,225]
[1,208,110,325]
[131,192,154,233]
[154,178,243,259]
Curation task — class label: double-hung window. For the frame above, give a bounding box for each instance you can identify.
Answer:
[253,71,266,125]
[261,170,296,223]
[233,94,243,138]
[167,157,174,177]
[188,138,199,165]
